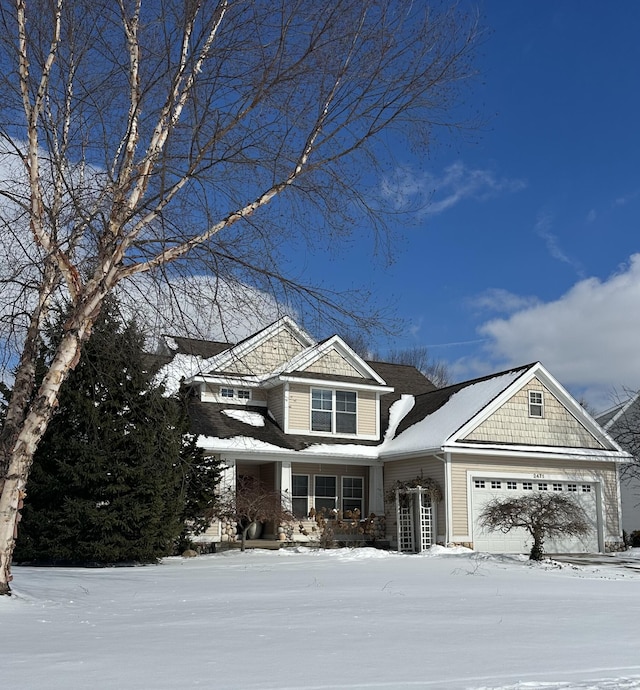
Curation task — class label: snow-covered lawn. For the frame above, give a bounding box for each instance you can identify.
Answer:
[3,547,640,690]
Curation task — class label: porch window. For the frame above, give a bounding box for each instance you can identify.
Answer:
[292,474,309,518]
[311,388,357,434]
[342,477,364,516]
[529,390,544,418]
[314,475,337,515]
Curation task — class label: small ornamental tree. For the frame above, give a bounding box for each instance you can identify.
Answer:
[478,493,590,561]
[216,475,293,552]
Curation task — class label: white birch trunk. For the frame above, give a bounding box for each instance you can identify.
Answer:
[0,301,102,594]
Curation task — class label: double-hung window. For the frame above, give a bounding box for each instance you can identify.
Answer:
[342,477,364,515]
[528,390,544,418]
[311,388,357,434]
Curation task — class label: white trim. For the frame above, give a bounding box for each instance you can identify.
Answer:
[442,442,631,462]
[279,375,393,394]
[281,335,387,385]
[283,382,290,433]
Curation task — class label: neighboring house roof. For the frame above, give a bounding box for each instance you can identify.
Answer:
[597,393,640,462]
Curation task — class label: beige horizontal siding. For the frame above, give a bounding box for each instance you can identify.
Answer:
[450,453,620,538]
[465,378,605,449]
[357,390,377,437]
[287,383,310,431]
[267,385,285,428]
[383,456,446,539]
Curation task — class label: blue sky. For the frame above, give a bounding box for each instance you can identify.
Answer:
[295,1,640,411]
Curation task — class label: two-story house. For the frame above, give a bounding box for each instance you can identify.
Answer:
[160,316,630,554]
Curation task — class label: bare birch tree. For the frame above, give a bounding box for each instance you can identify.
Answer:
[0,0,478,594]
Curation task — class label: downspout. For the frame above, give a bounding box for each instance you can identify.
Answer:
[444,451,453,546]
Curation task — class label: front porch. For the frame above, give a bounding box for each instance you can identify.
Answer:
[196,456,388,548]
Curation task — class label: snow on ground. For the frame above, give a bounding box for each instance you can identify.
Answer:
[3,547,640,690]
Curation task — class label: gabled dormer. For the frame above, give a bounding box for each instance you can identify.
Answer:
[269,334,394,441]
[173,318,395,442]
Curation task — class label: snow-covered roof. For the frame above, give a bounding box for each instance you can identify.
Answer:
[381,368,525,457]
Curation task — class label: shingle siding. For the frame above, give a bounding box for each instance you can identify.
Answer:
[464,378,604,449]
[225,329,306,375]
[305,350,364,378]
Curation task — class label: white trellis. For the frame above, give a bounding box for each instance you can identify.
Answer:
[396,487,433,553]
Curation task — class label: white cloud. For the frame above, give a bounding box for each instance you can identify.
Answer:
[470,288,540,315]
[380,162,526,215]
[477,255,640,410]
[534,211,584,276]
[118,273,287,349]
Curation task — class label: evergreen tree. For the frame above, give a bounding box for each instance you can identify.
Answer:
[14,300,222,564]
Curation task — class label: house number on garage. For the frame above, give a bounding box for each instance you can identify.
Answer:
[532,473,545,479]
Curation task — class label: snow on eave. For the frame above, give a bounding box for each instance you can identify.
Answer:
[197,435,289,453]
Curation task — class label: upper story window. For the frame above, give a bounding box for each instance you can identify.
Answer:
[220,387,251,401]
[528,390,544,418]
[311,388,357,434]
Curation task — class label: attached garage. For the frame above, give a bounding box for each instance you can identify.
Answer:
[470,476,601,554]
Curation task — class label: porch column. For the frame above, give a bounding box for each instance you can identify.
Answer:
[369,464,384,515]
[278,461,293,512]
[220,458,236,491]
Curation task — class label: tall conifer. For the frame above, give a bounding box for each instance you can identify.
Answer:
[15,300,221,564]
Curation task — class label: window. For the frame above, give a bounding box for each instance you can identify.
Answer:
[292,475,309,519]
[522,482,533,490]
[490,481,501,489]
[529,390,544,418]
[581,484,592,493]
[220,387,251,400]
[567,484,577,492]
[552,483,563,491]
[336,391,357,434]
[342,477,364,516]
[311,388,357,434]
[314,476,337,515]
[474,480,485,489]
[506,481,517,490]
[537,483,548,491]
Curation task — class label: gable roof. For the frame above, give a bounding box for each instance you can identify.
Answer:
[203,316,315,375]
[382,362,629,460]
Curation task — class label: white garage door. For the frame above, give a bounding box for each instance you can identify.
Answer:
[471,478,600,554]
